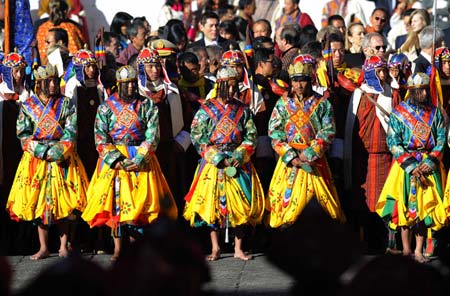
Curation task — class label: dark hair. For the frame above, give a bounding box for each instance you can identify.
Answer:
[200,11,220,25]
[218,4,235,19]
[233,16,248,42]
[126,19,146,39]
[291,0,300,4]
[178,52,199,66]
[103,31,120,46]
[327,33,345,47]
[372,7,389,17]
[49,0,68,25]
[328,14,345,25]
[281,25,300,47]
[238,0,254,10]
[160,19,187,48]
[254,48,273,65]
[298,24,318,48]
[253,36,274,50]
[49,27,69,47]
[219,20,239,40]
[301,40,323,60]
[204,0,228,12]
[110,12,133,36]
[254,19,272,35]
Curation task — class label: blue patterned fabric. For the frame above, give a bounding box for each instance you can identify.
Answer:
[12,0,34,75]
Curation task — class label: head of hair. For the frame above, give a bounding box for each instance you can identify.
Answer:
[291,0,300,5]
[200,11,220,26]
[218,4,236,19]
[281,24,301,47]
[127,18,146,39]
[253,36,275,50]
[103,31,120,47]
[178,52,199,66]
[299,24,319,49]
[371,7,388,17]
[361,32,385,51]
[301,40,323,60]
[49,0,68,25]
[327,14,345,25]
[160,19,187,49]
[186,45,208,62]
[419,26,444,49]
[219,20,239,40]
[238,0,254,10]
[402,8,416,18]
[409,9,431,28]
[205,45,224,66]
[254,47,273,65]
[316,25,342,43]
[49,27,69,47]
[324,33,345,49]
[254,19,272,36]
[110,11,133,36]
[133,16,149,28]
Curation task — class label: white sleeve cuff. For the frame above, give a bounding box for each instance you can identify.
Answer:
[329,138,344,159]
[175,130,192,151]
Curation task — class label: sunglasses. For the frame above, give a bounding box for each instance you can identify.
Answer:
[374,45,387,51]
[374,16,386,23]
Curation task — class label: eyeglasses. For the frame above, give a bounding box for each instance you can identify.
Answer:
[374,16,386,23]
[374,45,387,51]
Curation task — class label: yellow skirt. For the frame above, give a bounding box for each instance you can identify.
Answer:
[266,157,346,228]
[81,146,177,229]
[183,160,265,227]
[6,151,89,224]
[376,161,448,231]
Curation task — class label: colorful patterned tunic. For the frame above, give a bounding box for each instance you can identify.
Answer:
[183,98,265,228]
[266,93,346,228]
[6,95,88,224]
[377,101,448,231]
[81,93,177,232]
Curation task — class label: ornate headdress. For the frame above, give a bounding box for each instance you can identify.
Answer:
[407,72,430,89]
[34,63,59,81]
[73,48,96,66]
[116,65,137,83]
[216,67,239,82]
[288,54,316,79]
[434,46,450,68]
[220,46,245,66]
[137,48,161,65]
[388,51,410,71]
[360,55,387,93]
[72,48,97,84]
[1,51,27,91]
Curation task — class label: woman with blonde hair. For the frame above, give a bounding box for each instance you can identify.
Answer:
[346,22,366,53]
[399,9,430,61]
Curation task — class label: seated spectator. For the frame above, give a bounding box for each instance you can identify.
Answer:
[116,19,149,66]
[110,11,133,53]
[346,22,366,54]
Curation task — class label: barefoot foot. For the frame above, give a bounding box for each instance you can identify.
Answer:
[414,252,430,263]
[58,248,70,258]
[234,250,252,261]
[30,250,50,260]
[206,249,221,261]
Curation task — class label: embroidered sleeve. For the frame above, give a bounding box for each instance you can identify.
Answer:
[95,104,125,167]
[132,100,159,168]
[46,98,76,162]
[269,98,297,165]
[17,106,49,159]
[424,108,445,170]
[388,113,418,173]
[232,108,256,164]
[191,108,227,166]
[303,99,335,162]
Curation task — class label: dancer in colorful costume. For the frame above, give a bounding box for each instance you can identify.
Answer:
[184,67,265,261]
[266,54,346,228]
[376,73,448,263]
[81,65,178,261]
[6,63,89,260]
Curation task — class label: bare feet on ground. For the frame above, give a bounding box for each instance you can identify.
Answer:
[206,249,221,261]
[30,250,50,260]
[234,249,252,261]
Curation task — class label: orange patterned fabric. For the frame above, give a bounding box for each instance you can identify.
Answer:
[36,20,86,65]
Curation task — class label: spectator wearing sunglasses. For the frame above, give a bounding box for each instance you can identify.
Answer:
[366,7,388,35]
[412,26,444,74]
[362,32,388,59]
